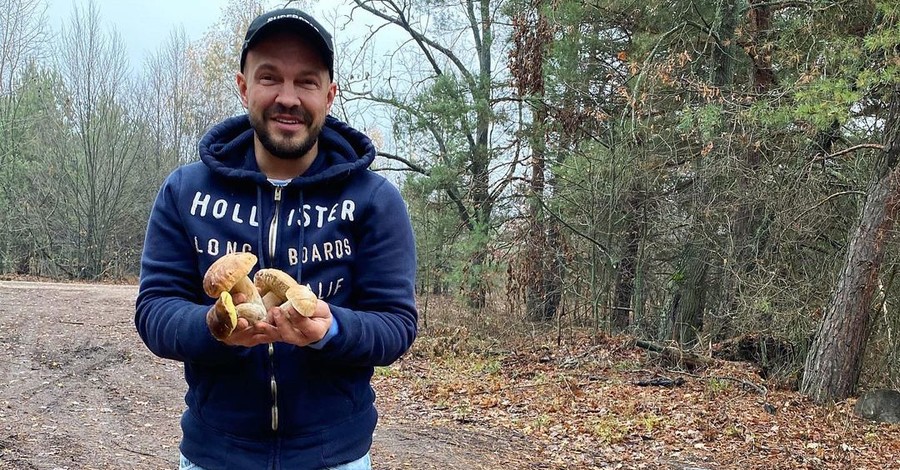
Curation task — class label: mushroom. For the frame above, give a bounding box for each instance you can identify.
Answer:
[254,269,318,317]
[203,252,267,340]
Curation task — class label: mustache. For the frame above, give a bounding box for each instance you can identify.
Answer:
[265,104,313,123]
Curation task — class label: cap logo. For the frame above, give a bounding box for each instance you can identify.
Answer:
[266,13,320,34]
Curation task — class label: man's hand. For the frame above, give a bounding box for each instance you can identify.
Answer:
[221,317,281,347]
[269,299,332,347]
[207,292,280,347]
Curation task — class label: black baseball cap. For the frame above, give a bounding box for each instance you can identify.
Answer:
[240,8,334,80]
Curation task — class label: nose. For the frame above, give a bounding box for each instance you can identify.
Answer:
[274,83,302,108]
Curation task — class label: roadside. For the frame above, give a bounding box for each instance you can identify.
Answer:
[0,281,534,470]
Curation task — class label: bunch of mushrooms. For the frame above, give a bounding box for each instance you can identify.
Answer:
[203,252,317,340]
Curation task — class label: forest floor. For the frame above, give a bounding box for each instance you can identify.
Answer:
[0,280,898,469]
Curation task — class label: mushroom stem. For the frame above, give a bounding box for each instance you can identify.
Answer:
[262,291,282,311]
[232,276,264,307]
[235,302,267,323]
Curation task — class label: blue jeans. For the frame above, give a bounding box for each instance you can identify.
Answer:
[179,452,371,470]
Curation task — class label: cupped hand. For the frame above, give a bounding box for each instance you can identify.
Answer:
[221,317,281,347]
[269,300,332,347]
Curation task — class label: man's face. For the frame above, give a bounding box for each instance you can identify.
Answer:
[237,31,336,161]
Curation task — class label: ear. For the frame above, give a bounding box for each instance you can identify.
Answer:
[236,72,249,109]
[325,81,337,113]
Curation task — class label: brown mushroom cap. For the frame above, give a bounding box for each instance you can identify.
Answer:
[203,252,258,298]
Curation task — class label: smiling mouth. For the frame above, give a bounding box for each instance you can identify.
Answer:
[273,116,303,125]
[266,105,312,129]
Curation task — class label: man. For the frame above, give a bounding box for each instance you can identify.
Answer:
[134,8,418,470]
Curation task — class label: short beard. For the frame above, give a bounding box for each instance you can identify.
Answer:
[250,105,322,160]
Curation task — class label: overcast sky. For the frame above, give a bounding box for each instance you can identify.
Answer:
[42,1,392,74]
[46,0,226,66]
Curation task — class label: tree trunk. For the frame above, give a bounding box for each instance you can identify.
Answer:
[465,0,494,310]
[525,220,563,322]
[802,87,900,403]
[746,0,775,93]
[612,188,643,332]
[711,0,738,88]
[668,241,708,347]
[512,1,561,322]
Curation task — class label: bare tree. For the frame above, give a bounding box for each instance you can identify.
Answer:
[191,0,271,123]
[0,0,47,94]
[143,28,194,172]
[40,1,151,278]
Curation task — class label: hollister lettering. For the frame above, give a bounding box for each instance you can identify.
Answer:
[190,192,356,230]
[191,192,260,227]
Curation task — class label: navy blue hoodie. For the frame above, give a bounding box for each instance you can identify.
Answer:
[135,115,418,469]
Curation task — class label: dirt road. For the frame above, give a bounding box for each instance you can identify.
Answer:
[0,281,530,469]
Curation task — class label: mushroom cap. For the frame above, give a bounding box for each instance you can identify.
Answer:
[203,252,258,298]
[254,268,298,297]
[285,284,318,317]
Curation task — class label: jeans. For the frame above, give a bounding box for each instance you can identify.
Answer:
[179,452,372,470]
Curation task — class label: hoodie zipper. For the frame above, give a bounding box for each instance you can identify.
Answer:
[270,343,278,431]
[268,185,282,432]
[268,186,282,262]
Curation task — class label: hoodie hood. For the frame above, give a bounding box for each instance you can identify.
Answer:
[198,114,376,187]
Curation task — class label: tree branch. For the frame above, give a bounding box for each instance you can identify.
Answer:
[377,150,429,175]
[538,197,615,267]
[821,143,885,160]
[351,0,478,91]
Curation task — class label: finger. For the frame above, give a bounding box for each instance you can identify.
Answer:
[232,292,248,304]
[269,310,300,339]
[252,321,279,335]
[227,325,279,346]
[271,307,291,326]
[278,304,299,322]
[283,306,301,326]
[233,317,251,331]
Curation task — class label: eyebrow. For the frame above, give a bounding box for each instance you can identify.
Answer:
[253,63,278,75]
[252,63,324,79]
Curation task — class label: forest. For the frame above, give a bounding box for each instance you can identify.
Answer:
[1,0,899,408]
